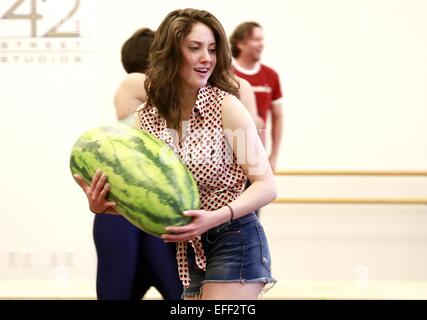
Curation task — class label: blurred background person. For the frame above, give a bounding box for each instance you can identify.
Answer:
[93,27,183,300]
[230,22,283,172]
[114,28,151,125]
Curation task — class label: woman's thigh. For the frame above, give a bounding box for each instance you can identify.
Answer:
[201,282,263,300]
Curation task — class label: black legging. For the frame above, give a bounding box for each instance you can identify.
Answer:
[93,214,183,300]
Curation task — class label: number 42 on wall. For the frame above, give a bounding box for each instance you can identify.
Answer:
[1,0,80,38]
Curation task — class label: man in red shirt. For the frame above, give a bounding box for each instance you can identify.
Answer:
[230,22,283,172]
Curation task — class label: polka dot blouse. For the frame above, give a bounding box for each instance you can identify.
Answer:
[136,84,247,288]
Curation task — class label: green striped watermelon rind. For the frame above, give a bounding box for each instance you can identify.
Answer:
[70,124,199,237]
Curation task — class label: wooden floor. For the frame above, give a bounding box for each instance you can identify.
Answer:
[2,202,427,300]
[1,279,426,299]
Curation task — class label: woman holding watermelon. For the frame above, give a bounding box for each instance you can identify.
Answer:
[76,9,277,300]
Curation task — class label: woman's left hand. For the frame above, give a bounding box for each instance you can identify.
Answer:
[161,210,216,242]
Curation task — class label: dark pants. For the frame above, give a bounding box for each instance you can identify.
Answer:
[93,214,183,300]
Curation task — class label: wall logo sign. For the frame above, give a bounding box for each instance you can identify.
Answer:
[0,0,91,64]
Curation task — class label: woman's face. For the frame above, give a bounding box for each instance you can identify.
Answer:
[179,22,217,91]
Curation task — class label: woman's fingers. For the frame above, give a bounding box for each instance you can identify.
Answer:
[73,174,89,193]
[162,210,209,242]
[99,182,110,200]
[93,174,107,198]
[165,224,193,234]
[91,169,102,192]
[105,201,117,208]
[74,171,105,198]
[75,170,117,215]
[162,231,197,242]
[97,178,117,209]
[162,223,198,242]
[182,210,201,217]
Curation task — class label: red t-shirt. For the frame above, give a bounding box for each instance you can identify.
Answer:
[232,62,283,124]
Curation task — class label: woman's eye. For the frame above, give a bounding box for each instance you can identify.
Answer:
[189,47,199,51]
[209,48,216,54]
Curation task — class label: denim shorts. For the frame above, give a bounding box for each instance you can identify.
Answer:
[182,212,277,298]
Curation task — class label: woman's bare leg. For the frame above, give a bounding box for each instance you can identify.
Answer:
[201,282,263,300]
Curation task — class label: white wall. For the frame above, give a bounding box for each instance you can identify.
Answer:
[0,0,426,298]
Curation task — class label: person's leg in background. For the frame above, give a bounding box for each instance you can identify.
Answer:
[93,214,148,300]
[129,258,152,299]
[137,232,183,300]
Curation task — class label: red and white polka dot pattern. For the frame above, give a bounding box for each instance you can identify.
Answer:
[137,85,247,287]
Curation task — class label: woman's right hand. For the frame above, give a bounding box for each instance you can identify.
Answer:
[73,169,118,214]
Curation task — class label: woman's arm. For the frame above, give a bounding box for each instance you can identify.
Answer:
[217,94,277,219]
[113,73,147,120]
[162,95,277,242]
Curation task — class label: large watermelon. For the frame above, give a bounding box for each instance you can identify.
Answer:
[70,124,198,237]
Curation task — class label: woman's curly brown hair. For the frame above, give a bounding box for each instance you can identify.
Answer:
[144,8,239,129]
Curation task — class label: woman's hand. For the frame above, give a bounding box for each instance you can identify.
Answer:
[73,169,118,215]
[161,210,217,242]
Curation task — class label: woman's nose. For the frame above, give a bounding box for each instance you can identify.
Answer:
[200,48,212,63]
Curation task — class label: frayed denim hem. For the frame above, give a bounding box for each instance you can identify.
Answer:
[201,277,277,293]
[181,278,277,299]
[181,290,202,300]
